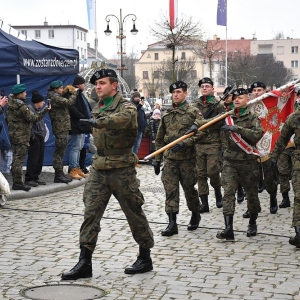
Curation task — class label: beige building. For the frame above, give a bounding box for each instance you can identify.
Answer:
[135,41,203,103]
[251,38,300,80]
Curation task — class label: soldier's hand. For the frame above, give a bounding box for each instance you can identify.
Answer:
[185,124,198,136]
[221,125,236,132]
[171,141,186,153]
[80,118,98,128]
[153,161,161,175]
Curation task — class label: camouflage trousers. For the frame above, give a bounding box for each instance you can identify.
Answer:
[80,166,154,252]
[195,143,222,195]
[161,158,200,213]
[277,148,294,194]
[11,143,28,183]
[262,159,278,195]
[53,131,68,171]
[221,159,261,215]
[291,154,300,227]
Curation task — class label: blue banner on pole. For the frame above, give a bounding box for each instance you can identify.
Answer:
[217,0,227,26]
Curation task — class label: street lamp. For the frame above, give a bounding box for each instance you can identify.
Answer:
[104,9,138,79]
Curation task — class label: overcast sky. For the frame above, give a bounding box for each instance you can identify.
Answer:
[1,0,300,60]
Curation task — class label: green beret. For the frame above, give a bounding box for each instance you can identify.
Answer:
[50,80,63,89]
[12,84,26,94]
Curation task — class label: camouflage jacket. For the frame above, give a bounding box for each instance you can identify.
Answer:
[6,95,49,145]
[192,95,225,145]
[48,90,76,134]
[221,108,264,161]
[90,92,138,170]
[155,101,206,161]
[271,109,300,159]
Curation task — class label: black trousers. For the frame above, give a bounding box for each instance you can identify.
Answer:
[25,135,45,181]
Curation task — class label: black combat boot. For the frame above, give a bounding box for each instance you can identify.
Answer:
[161,212,178,236]
[12,182,31,192]
[54,169,72,184]
[258,177,265,193]
[247,213,258,237]
[237,182,245,203]
[242,210,250,218]
[289,226,300,248]
[199,194,209,213]
[215,189,223,208]
[216,215,234,241]
[270,193,278,214]
[187,212,201,231]
[124,246,153,274]
[279,192,291,208]
[61,246,93,280]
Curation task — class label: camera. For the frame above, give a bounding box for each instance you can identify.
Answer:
[141,96,145,100]
[0,89,5,97]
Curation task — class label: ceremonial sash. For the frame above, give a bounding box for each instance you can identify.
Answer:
[225,116,260,156]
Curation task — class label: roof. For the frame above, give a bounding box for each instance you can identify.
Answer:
[12,24,88,32]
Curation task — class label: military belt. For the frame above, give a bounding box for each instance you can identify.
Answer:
[97,148,132,156]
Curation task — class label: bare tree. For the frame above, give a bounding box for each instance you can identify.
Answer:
[122,51,139,90]
[151,14,203,82]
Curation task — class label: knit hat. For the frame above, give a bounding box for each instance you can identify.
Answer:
[12,84,26,94]
[50,80,63,89]
[73,75,85,86]
[31,90,44,103]
[153,109,161,119]
[132,91,141,98]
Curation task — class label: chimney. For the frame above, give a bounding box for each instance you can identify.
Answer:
[241,37,245,40]
[217,37,220,40]
[213,34,218,40]
[44,17,48,26]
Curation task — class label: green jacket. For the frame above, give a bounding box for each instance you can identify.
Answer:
[6,95,48,145]
[91,92,139,170]
[222,108,264,161]
[48,90,76,134]
[271,110,300,159]
[192,95,225,145]
[155,101,206,161]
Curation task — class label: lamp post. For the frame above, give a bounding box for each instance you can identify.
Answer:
[104,9,138,79]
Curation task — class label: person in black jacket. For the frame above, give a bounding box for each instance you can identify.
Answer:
[25,90,48,186]
[64,75,92,179]
[131,92,148,160]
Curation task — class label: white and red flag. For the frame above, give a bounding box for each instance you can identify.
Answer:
[169,0,178,29]
[248,86,296,157]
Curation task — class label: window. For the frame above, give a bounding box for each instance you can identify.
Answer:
[84,33,86,42]
[190,70,197,79]
[292,46,298,54]
[292,60,298,68]
[153,71,159,79]
[154,53,159,60]
[143,71,149,79]
[35,30,41,39]
[181,52,186,59]
[48,30,54,38]
[77,31,79,39]
[21,30,27,37]
[258,45,272,54]
[277,46,284,55]
[81,32,83,40]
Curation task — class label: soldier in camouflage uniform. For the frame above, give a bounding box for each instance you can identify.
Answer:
[191,77,225,213]
[188,89,264,240]
[47,81,76,183]
[270,109,300,248]
[6,84,50,191]
[154,81,207,236]
[61,69,154,280]
[242,81,278,218]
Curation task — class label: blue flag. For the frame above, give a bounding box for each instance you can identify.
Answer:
[217,0,227,26]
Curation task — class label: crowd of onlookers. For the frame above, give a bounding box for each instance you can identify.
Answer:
[0,75,97,191]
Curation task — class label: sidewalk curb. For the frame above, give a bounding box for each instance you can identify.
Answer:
[6,178,87,201]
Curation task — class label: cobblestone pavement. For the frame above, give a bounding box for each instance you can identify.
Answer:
[1,164,300,299]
